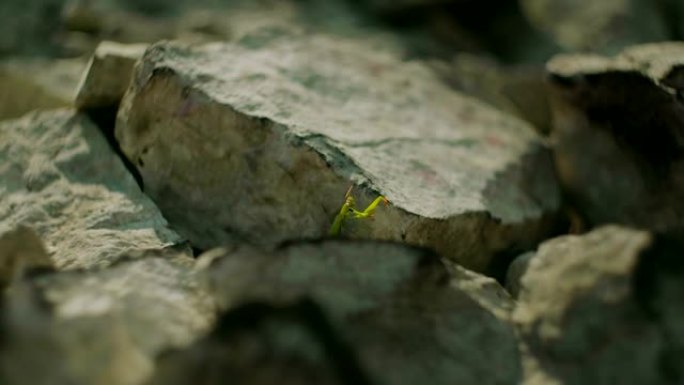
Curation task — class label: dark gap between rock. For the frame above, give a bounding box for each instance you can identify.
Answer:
[83,104,144,191]
[213,299,374,385]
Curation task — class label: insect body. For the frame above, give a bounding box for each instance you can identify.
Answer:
[328,186,389,236]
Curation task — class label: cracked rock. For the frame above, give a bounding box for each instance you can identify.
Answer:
[0,109,184,270]
[115,32,560,272]
[514,225,684,385]
[548,42,684,234]
[149,240,521,385]
[1,251,216,385]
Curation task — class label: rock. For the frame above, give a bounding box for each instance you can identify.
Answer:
[443,259,515,319]
[1,251,216,385]
[547,42,684,234]
[0,57,87,121]
[150,240,521,385]
[0,109,184,270]
[75,41,148,110]
[514,225,684,384]
[520,0,670,52]
[149,300,361,385]
[358,0,458,14]
[115,32,561,273]
[0,226,53,289]
[429,54,551,134]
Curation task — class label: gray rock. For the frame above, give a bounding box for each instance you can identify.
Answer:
[0,109,184,270]
[0,57,87,121]
[115,32,561,272]
[149,305,347,385]
[547,42,684,234]
[150,240,521,385]
[1,251,216,385]
[75,41,148,110]
[514,225,684,385]
[504,250,533,298]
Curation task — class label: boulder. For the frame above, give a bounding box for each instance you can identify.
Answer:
[0,226,53,289]
[149,240,521,385]
[547,42,684,234]
[1,251,216,385]
[0,109,184,270]
[115,32,561,272]
[75,41,148,110]
[514,225,684,384]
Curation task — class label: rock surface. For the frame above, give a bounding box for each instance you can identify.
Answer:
[1,250,216,385]
[547,42,684,234]
[429,55,551,134]
[150,240,521,385]
[0,226,53,289]
[503,250,533,298]
[115,32,561,272]
[75,41,148,110]
[0,109,184,270]
[514,225,684,384]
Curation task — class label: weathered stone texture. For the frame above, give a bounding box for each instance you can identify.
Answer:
[514,226,684,384]
[0,110,183,270]
[116,32,560,272]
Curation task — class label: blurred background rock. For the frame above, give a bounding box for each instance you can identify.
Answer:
[1,0,681,60]
[2,0,682,122]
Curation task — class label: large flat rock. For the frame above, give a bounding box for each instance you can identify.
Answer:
[115,32,560,272]
[0,109,184,270]
[513,226,684,384]
[149,240,520,385]
[547,42,684,234]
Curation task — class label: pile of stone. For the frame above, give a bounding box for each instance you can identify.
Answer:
[2,2,684,383]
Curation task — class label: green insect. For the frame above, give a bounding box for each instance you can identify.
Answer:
[328,185,389,236]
